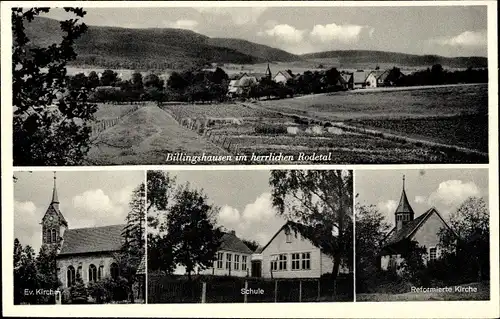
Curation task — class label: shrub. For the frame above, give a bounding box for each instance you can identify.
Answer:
[87,281,108,304]
[255,124,287,135]
[69,274,88,304]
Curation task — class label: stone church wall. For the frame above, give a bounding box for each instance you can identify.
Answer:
[57,252,118,288]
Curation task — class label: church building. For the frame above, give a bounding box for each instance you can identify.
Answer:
[380,176,455,272]
[41,174,126,288]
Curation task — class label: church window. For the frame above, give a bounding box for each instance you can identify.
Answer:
[98,265,104,280]
[429,247,437,261]
[77,265,82,279]
[89,264,97,282]
[46,229,52,243]
[110,263,119,279]
[67,266,76,287]
[51,229,57,243]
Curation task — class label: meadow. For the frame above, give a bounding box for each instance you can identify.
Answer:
[83,83,488,164]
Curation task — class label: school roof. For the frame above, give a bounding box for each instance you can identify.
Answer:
[58,224,125,256]
[260,221,326,253]
[219,232,253,254]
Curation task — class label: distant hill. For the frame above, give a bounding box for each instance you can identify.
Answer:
[207,38,302,62]
[23,17,487,70]
[24,17,262,69]
[301,50,487,69]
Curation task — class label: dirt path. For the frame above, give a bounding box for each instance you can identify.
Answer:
[85,105,229,165]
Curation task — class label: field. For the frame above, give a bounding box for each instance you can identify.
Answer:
[85,104,227,165]
[83,84,488,164]
[93,103,141,120]
[259,84,488,120]
[357,281,490,301]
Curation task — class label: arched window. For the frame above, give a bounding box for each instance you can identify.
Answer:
[77,265,82,279]
[89,264,97,282]
[110,263,119,280]
[51,229,57,243]
[67,266,76,287]
[46,229,52,243]
[98,265,104,281]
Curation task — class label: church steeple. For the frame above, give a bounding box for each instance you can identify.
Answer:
[51,172,59,207]
[265,63,272,79]
[42,172,68,248]
[395,175,414,231]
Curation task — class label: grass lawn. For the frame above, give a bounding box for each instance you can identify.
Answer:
[259,84,487,121]
[356,281,490,301]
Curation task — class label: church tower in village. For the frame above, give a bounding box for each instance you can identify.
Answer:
[41,172,68,250]
[265,63,272,79]
[394,175,415,231]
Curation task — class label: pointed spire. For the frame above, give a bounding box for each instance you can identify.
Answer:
[395,175,413,215]
[51,171,59,204]
[266,63,272,78]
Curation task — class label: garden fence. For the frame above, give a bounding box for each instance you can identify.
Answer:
[148,275,353,303]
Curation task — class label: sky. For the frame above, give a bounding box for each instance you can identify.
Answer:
[355,169,489,227]
[151,170,287,247]
[41,5,488,57]
[13,171,145,254]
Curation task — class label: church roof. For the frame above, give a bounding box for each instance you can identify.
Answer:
[219,232,253,254]
[59,224,125,256]
[383,208,434,248]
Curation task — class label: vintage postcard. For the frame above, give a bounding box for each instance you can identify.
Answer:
[1,1,498,318]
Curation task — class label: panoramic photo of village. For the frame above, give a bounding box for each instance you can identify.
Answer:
[355,169,490,301]
[146,170,354,303]
[12,5,489,166]
[13,171,146,304]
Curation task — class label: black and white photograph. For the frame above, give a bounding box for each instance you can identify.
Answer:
[147,169,353,303]
[13,171,146,304]
[355,169,490,301]
[11,5,489,166]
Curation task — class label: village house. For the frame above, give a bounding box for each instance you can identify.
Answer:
[258,221,350,279]
[341,72,354,90]
[273,70,294,84]
[353,70,370,89]
[380,176,456,273]
[365,70,388,88]
[227,73,259,97]
[40,174,144,299]
[174,230,253,277]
